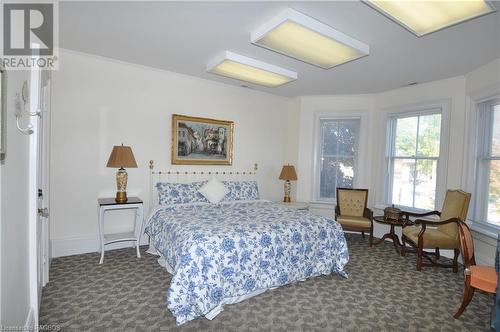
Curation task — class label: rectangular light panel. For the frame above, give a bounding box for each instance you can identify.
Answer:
[206,51,297,88]
[251,8,370,69]
[365,0,496,37]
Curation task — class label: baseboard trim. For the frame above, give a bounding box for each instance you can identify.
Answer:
[51,234,149,258]
[24,307,35,330]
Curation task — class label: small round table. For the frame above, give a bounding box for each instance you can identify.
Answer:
[373,216,414,255]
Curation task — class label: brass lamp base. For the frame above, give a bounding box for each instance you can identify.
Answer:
[283,180,291,203]
[115,191,128,203]
[115,168,129,203]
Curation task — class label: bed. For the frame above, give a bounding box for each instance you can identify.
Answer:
[144,166,349,325]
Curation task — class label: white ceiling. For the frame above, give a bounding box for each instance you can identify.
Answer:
[59,1,500,97]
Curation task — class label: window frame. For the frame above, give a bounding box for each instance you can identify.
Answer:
[462,87,500,238]
[312,111,366,203]
[472,98,500,229]
[381,100,450,212]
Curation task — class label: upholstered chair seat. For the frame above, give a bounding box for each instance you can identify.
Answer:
[336,216,372,229]
[469,266,497,293]
[335,188,373,246]
[402,226,458,249]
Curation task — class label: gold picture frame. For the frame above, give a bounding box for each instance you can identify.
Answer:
[172,114,234,165]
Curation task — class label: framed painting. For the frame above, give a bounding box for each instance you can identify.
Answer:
[172,114,234,165]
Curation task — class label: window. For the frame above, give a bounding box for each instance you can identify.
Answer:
[474,100,500,228]
[316,118,360,201]
[387,111,442,210]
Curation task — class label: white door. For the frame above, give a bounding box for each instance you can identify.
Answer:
[38,75,51,289]
[28,67,51,326]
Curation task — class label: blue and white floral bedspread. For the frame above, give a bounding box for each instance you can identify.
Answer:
[144,200,349,325]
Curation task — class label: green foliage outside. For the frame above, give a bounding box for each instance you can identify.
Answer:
[394,115,440,197]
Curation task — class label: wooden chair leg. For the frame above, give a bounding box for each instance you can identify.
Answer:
[369,228,373,247]
[435,248,440,259]
[417,247,423,271]
[453,249,459,273]
[454,284,475,319]
[361,231,365,239]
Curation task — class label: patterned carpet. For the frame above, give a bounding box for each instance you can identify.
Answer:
[40,234,494,331]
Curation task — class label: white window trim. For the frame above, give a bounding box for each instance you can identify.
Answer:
[311,110,369,203]
[378,99,451,212]
[463,84,500,233]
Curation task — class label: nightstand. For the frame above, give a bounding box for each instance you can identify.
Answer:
[97,197,144,264]
[275,201,309,211]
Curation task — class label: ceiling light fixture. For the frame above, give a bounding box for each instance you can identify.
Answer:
[251,8,370,69]
[364,0,496,37]
[206,51,297,88]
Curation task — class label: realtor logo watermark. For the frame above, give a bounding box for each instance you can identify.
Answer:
[1,1,59,70]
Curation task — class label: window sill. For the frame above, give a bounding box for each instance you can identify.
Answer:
[309,200,335,206]
[468,221,500,240]
[308,201,336,210]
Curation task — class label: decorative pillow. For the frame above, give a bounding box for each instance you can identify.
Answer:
[198,177,229,204]
[156,181,208,205]
[223,181,260,201]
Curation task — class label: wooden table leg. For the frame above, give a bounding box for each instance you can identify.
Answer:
[373,224,403,255]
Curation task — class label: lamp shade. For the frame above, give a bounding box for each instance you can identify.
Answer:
[106,145,137,168]
[279,165,297,181]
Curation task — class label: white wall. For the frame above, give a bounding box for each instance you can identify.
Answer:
[1,70,32,326]
[50,50,295,257]
[465,58,500,95]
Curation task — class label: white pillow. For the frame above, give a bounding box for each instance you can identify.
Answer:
[198,177,229,204]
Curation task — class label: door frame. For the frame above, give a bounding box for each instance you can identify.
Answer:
[28,67,51,327]
[40,75,51,287]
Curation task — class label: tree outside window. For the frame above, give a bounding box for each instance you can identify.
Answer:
[388,113,441,210]
[317,118,360,201]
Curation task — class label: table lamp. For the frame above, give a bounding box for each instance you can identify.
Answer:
[106,144,137,203]
[279,164,297,203]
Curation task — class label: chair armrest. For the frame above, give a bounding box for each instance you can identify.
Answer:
[335,205,340,219]
[363,208,373,220]
[415,217,460,242]
[401,210,441,218]
[414,217,460,226]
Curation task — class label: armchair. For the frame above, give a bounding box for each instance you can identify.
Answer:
[401,189,471,272]
[335,188,373,246]
[454,221,497,318]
